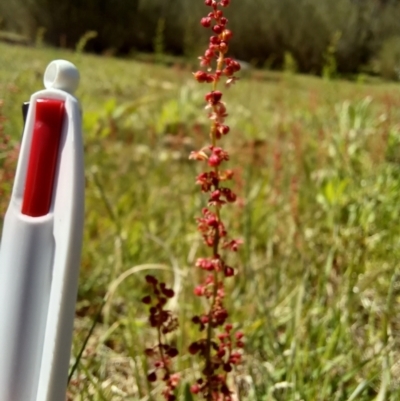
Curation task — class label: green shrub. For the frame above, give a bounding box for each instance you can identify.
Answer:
[0,0,139,51]
[376,35,400,80]
[3,0,400,76]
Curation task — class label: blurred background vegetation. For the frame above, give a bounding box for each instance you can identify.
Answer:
[2,40,400,399]
[3,0,400,79]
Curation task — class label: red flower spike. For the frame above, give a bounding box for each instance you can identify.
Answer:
[189,0,243,398]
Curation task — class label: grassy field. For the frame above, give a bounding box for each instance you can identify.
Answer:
[1,41,400,400]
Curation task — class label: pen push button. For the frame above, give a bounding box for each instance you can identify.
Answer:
[22,99,65,217]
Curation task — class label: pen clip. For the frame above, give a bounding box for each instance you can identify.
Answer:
[22,102,29,126]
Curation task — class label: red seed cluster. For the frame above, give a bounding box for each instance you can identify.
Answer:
[188,324,244,400]
[194,0,240,87]
[144,0,243,398]
[142,275,179,401]
[189,1,244,400]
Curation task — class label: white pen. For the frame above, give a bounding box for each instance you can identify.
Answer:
[0,60,85,401]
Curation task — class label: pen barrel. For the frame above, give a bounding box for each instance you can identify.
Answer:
[0,211,54,401]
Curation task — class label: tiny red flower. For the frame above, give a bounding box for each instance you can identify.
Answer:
[193,70,209,83]
[142,295,152,304]
[191,384,201,394]
[224,266,234,277]
[222,29,233,41]
[205,49,215,58]
[194,285,205,296]
[219,41,228,54]
[147,371,157,382]
[205,90,223,104]
[201,17,212,27]
[219,124,230,135]
[235,331,244,340]
[212,24,223,34]
[225,323,233,332]
[210,36,221,45]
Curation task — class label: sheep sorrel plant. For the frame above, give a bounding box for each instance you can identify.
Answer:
[143,1,243,400]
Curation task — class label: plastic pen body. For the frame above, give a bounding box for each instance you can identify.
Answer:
[0,212,54,400]
[0,95,65,401]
